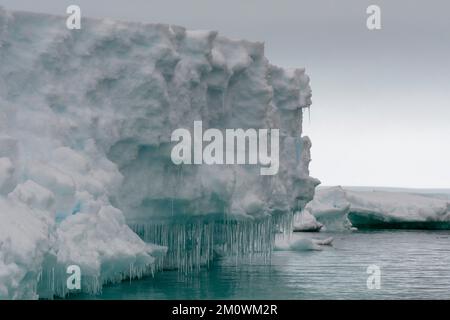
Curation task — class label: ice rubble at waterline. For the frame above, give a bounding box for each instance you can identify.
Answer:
[0,8,317,299]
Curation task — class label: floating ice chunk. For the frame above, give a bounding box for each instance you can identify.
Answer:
[274,235,322,251]
[293,210,323,232]
[288,238,322,251]
[305,187,353,231]
[311,237,333,246]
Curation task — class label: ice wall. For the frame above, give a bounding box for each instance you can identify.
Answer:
[0,8,317,298]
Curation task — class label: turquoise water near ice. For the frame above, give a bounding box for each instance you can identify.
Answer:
[73,230,450,300]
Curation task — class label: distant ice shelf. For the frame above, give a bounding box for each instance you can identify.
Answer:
[296,186,450,231]
[0,7,317,299]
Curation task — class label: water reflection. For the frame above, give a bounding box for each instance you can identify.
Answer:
[73,230,450,299]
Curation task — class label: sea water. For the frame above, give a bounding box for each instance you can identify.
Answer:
[71,230,450,300]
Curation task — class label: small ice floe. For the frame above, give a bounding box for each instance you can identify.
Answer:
[274,235,334,252]
[311,237,333,246]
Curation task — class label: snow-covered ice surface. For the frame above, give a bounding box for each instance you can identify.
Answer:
[304,186,450,231]
[0,8,316,298]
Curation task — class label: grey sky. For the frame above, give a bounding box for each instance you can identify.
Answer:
[1,0,449,188]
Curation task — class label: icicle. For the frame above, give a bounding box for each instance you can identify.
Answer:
[130,211,294,274]
[36,211,294,299]
[52,267,54,292]
[37,254,161,298]
[308,105,311,124]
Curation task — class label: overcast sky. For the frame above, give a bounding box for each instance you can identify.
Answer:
[1,0,449,188]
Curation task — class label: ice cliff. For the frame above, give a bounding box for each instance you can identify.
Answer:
[0,8,316,299]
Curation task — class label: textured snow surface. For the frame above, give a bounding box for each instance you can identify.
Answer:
[0,8,316,298]
[305,187,450,230]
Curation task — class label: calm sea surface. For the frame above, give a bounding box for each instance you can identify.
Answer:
[72,230,450,299]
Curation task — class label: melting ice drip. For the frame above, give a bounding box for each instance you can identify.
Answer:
[0,7,317,299]
[130,213,293,274]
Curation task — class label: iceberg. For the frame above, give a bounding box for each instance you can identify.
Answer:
[0,8,317,298]
[297,187,352,231]
[305,186,450,230]
[293,209,323,232]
